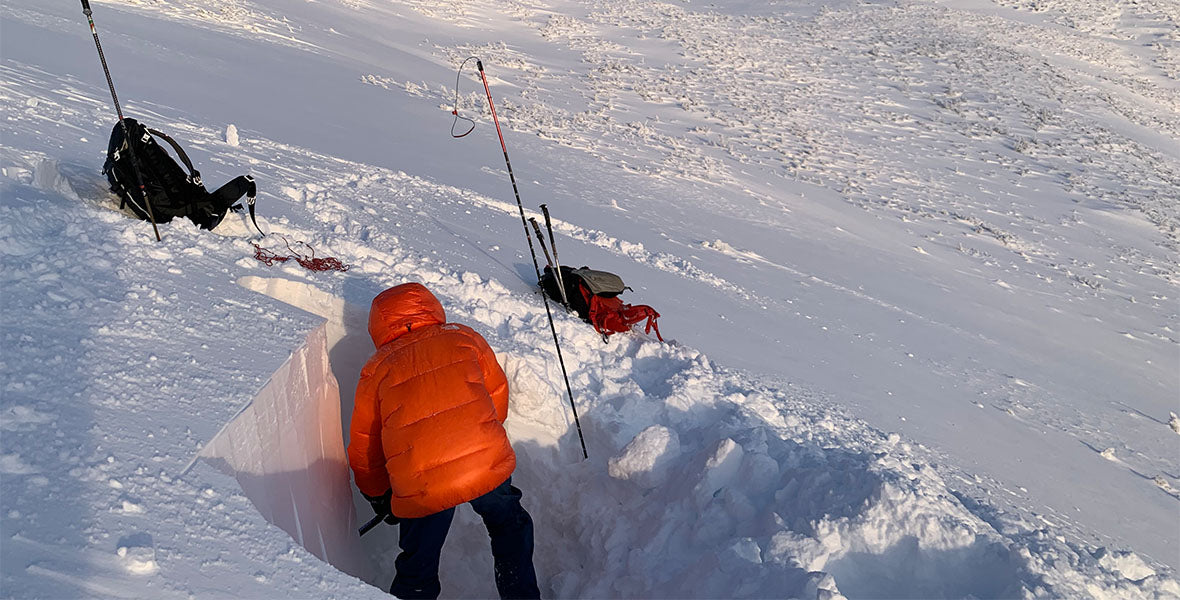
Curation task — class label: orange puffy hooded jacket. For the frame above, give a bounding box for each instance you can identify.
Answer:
[347,283,515,518]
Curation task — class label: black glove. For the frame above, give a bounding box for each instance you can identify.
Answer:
[364,490,399,525]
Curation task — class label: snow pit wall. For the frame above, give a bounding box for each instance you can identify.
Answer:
[197,323,373,581]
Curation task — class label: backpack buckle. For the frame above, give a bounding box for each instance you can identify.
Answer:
[140,132,151,143]
[191,175,203,187]
[112,150,121,161]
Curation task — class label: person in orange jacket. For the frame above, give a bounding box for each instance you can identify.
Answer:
[348,282,540,600]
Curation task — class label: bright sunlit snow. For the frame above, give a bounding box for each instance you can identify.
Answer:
[2,0,1178,598]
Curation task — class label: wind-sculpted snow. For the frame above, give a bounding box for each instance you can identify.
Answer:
[2,0,1179,597]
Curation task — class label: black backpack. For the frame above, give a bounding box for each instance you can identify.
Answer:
[540,266,662,341]
[102,118,261,234]
[540,266,625,319]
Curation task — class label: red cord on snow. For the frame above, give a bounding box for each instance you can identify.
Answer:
[253,234,350,272]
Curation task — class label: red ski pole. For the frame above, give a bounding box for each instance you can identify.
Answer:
[476,60,588,460]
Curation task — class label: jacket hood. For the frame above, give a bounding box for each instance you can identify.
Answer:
[368,283,447,347]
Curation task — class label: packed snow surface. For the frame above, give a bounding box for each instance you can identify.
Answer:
[2,0,1178,598]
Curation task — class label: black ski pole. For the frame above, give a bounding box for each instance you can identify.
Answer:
[530,217,575,309]
[529,218,555,269]
[80,0,162,242]
[476,59,587,460]
[539,204,570,310]
[531,216,569,309]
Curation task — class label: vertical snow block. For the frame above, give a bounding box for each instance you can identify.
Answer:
[198,324,371,580]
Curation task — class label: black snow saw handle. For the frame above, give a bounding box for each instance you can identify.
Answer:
[358,514,384,536]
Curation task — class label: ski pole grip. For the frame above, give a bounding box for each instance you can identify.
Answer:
[477,60,484,72]
[80,0,91,11]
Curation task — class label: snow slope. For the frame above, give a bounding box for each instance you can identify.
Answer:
[2,0,1178,597]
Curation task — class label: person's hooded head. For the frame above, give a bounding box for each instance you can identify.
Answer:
[367,282,447,348]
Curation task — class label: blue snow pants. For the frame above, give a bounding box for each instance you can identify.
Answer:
[389,478,540,600]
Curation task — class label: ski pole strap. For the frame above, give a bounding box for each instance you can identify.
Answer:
[450,56,478,138]
[147,127,204,188]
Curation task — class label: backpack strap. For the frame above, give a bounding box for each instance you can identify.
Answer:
[244,176,261,236]
[149,128,262,235]
[587,295,664,342]
[147,127,206,191]
[636,305,663,341]
[210,175,263,236]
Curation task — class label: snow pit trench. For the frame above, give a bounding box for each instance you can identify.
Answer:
[196,276,385,585]
[193,278,1052,599]
[198,276,549,596]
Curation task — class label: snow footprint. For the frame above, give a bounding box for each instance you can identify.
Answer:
[116,533,158,575]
